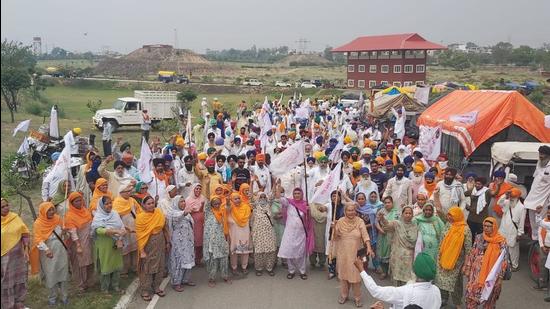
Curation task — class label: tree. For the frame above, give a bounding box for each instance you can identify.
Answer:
[492,42,514,65]
[1,40,37,122]
[177,89,197,112]
[1,154,38,219]
[323,46,334,61]
[510,45,535,66]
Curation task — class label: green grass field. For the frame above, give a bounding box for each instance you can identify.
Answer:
[37,59,97,69]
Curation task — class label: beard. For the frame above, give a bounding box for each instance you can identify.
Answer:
[185,164,193,172]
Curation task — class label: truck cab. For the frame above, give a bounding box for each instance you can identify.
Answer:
[93,97,142,130]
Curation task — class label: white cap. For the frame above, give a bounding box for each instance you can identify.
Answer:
[202,97,207,100]
[507,173,518,183]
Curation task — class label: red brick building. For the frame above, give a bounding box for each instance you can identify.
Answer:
[332,33,446,89]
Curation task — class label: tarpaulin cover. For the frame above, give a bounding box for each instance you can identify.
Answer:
[417,90,550,156]
[368,93,425,118]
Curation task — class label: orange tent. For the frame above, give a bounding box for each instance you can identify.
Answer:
[417,90,550,157]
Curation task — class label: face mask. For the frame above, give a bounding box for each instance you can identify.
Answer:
[439,161,448,169]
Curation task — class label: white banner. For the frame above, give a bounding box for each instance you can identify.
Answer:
[17,137,30,154]
[186,110,192,143]
[418,125,442,161]
[311,162,342,204]
[259,110,272,150]
[13,119,31,136]
[329,132,346,163]
[270,140,305,176]
[137,137,153,183]
[44,132,72,197]
[414,87,431,105]
[49,106,59,138]
[481,250,506,301]
[450,111,479,124]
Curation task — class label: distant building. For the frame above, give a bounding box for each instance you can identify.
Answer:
[332,33,446,89]
[32,37,42,55]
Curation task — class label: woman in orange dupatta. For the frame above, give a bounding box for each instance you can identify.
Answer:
[1,198,30,309]
[463,217,508,308]
[227,191,252,276]
[435,206,473,307]
[64,192,94,291]
[90,178,112,212]
[135,196,170,301]
[489,170,514,217]
[113,184,141,277]
[30,202,69,306]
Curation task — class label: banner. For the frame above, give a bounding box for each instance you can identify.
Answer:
[414,87,431,105]
[44,132,72,197]
[259,110,273,149]
[418,125,442,161]
[270,140,304,176]
[137,137,153,183]
[311,162,342,204]
[13,119,31,136]
[481,250,506,301]
[450,111,479,124]
[49,106,59,138]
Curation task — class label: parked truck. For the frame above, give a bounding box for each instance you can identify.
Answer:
[158,71,190,84]
[92,91,180,131]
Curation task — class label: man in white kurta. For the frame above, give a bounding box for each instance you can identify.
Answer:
[497,192,526,270]
[391,106,406,140]
[434,168,466,215]
[383,165,412,210]
[525,146,550,239]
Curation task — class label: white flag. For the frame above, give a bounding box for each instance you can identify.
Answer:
[449,111,479,124]
[300,98,311,108]
[13,119,31,136]
[137,137,153,183]
[329,133,345,163]
[17,138,30,154]
[49,106,59,138]
[418,125,442,161]
[44,134,72,197]
[259,111,272,149]
[261,96,270,114]
[186,110,192,143]
[311,162,342,204]
[270,140,305,176]
[481,250,506,301]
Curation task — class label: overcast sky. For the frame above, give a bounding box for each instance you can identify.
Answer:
[2,0,549,54]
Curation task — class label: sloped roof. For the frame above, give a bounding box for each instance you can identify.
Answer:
[368,93,425,118]
[332,33,447,52]
[417,90,550,156]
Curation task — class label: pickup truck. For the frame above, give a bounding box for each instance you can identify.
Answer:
[243,79,263,86]
[300,82,317,88]
[93,91,180,131]
[275,81,292,87]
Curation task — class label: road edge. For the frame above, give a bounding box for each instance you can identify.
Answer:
[114,278,139,309]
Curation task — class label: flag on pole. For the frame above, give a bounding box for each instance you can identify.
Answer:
[13,119,31,136]
[49,106,59,138]
[259,110,273,149]
[17,137,30,154]
[261,96,270,114]
[311,162,342,204]
[137,137,153,183]
[480,250,506,301]
[185,110,193,143]
[44,132,72,197]
[329,132,345,163]
[270,140,305,176]
[279,93,284,106]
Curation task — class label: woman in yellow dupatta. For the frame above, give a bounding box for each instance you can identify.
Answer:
[90,178,112,212]
[113,184,141,277]
[435,206,473,307]
[1,198,30,309]
[228,192,252,275]
[135,195,169,301]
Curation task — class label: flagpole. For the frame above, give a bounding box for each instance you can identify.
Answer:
[328,162,342,263]
[303,157,309,205]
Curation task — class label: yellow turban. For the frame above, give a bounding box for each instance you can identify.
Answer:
[352,161,362,170]
[175,136,185,147]
[344,136,352,144]
[413,164,424,173]
[198,152,207,160]
[313,151,324,160]
[73,127,82,135]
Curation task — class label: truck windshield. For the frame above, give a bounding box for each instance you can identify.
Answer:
[113,100,126,110]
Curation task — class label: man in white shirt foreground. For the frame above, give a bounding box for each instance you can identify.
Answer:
[355,252,441,309]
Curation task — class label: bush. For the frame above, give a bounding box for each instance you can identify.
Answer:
[86,99,103,114]
[528,90,544,105]
[25,102,44,116]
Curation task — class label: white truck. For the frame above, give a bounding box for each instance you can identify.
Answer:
[92,90,180,131]
[242,79,263,86]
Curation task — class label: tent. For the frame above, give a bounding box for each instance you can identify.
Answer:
[368,93,425,118]
[417,90,550,161]
[382,86,402,95]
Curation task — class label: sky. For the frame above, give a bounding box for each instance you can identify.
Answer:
[2,0,549,54]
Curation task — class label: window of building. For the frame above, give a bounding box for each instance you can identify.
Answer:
[416,81,425,86]
[404,65,413,73]
[379,51,390,59]
[416,64,425,73]
[348,65,355,72]
[381,65,389,73]
[347,79,355,88]
[358,65,365,72]
[370,51,377,59]
[393,65,402,73]
[390,51,401,59]
[369,80,377,88]
[403,81,413,86]
[349,52,359,59]
[381,81,389,87]
[369,65,377,73]
[358,80,365,88]
[393,81,402,87]
[359,52,369,59]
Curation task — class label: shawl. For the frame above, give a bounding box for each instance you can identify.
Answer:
[439,206,467,270]
[413,207,445,240]
[230,192,252,227]
[30,202,61,274]
[471,186,489,215]
[90,196,124,239]
[310,203,328,224]
[284,188,315,255]
[335,216,364,234]
[113,195,141,217]
[135,207,166,252]
[90,178,112,212]
[185,183,206,212]
[239,183,251,204]
[492,182,514,217]
[356,195,382,241]
[64,192,92,230]
[442,180,464,207]
[1,210,29,256]
[133,181,149,203]
[165,195,186,219]
[210,195,229,235]
[51,181,70,206]
[395,209,418,250]
[423,180,437,198]
[478,217,506,286]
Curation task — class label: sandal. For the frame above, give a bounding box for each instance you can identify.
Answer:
[223,277,232,284]
[256,270,263,276]
[208,280,216,288]
[141,294,152,301]
[172,285,184,292]
[185,281,196,286]
[287,273,295,279]
[328,273,336,280]
[354,299,363,307]
[155,290,166,297]
[338,296,347,304]
[300,273,308,280]
[267,270,275,276]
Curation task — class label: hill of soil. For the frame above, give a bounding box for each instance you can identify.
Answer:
[275,53,333,67]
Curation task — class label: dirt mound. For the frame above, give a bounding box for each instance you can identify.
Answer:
[94,44,215,78]
[275,53,333,67]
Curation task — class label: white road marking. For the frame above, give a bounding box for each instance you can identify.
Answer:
[145,277,170,309]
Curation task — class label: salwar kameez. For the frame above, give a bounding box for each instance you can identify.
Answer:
[251,198,277,272]
[203,203,230,281]
[271,198,285,247]
[228,215,252,271]
[278,205,308,275]
[93,228,123,292]
[139,232,166,295]
[1,241,29,309]
[67,223,94,290]
[120,213,138,275]
[169,213,195,286]
[39,228,69,304]
[381,219,418,284]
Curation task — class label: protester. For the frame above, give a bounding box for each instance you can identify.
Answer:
[1,198,30,309]
[525,146,550,239]
[228,188,252,276]
[465,177,492,241]
[203,196,231,287]
[413,202,444,261]
[376,196,400,279]
[535,206,550,302]
[186,183,206,266]
[250,191,277,276]
[498,188,526,271]
[112,184,141,277]
[434,168,466,215]
[167,196,195,292]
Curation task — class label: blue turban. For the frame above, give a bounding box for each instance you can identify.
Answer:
[316,136,324,145]
[360,167,370,175]
[403,155,414,165]
[424,172,435,180]
[493,170,506,178]
[464,172,477,179]
[51,152,61,161]
[163,154,173,162]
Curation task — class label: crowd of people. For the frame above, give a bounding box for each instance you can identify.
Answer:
[2,95,550,309]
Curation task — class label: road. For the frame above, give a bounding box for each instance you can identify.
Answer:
[128,242,547,309]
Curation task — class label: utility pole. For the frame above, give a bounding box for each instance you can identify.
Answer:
[174,28,178,49]
[295,38,310,54]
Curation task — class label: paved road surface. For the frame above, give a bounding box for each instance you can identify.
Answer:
[128,242,547,309]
